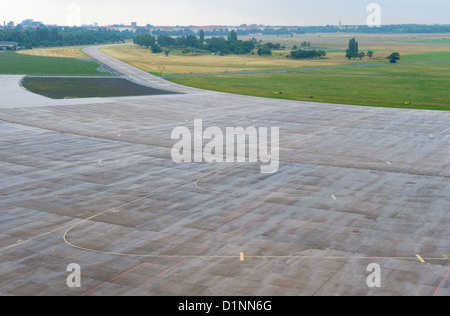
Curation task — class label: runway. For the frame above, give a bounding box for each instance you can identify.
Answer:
[0,45,448,296]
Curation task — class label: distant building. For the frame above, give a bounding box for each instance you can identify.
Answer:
[0,41,18,50]
[107,23,137,32]
[1,21,15,30]
[20,19,43,29]
[131,22,137,29]
[81,23,101,31]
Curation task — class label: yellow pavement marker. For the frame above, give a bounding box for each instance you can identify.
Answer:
[416,254,425,263]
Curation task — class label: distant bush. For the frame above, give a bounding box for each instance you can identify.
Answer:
[290,49,326,59]
[206,37,255,55]
[388,52,401,63]
[257,45,272,56]
[141,32,256,55]
[133,34,157,48]
[151,43,162,53]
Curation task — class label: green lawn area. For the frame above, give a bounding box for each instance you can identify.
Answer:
[169,55,450,111]
[405,38,450,45]
[0,51,106,76]
[21,77,178,99]
[400,51,450,62]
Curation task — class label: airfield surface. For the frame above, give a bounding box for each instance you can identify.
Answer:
[0,45,449,296]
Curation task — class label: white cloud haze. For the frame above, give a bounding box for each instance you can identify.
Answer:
[1,0,449,26]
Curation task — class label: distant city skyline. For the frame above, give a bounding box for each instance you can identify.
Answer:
[1,0,449,27]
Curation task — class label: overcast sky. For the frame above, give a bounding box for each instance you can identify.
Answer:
[1,0,449,26]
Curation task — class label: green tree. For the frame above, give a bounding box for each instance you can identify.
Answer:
[367,50,374,59]
[51,28,58,41]
[134,34,156,48]
[301,41,311,47]
[346,38,359,60]
[290,49,326,59]
[205,37,255,55]
[198,30,205,44]
[185,35,199,48]
[151,43,162,53]
[157,35,175,47]
[228,30,238,42]
[388,52,400,63]
[257,45,272,56]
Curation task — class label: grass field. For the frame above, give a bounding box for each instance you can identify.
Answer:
[16,46,92,59]
[100,44,357,76]
[5,33,449,110]
[99,33,450,111]
[21,77,177,99]
[100,33,450,75]
[169,58,450,111]
[240,33,450,51]
[0,51,106,76]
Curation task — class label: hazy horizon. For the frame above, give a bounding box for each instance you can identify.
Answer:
[1,0,449,27]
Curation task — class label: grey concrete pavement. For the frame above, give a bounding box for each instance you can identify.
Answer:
[0,45,448,296]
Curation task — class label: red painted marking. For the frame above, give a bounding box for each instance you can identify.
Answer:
[81,198,267,296]
[121,198,294,296]
[84,172,339,296]
[433,268,450,296]
[122,258,190,296]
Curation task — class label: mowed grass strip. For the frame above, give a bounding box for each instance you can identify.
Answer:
[0,51,103,76]
[169,61,450,111]
[17,46,91,59]
[21,77,178,99]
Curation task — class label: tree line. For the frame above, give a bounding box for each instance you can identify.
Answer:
[134,30,257,55]
[134,33,404,63]
[346,38,375,60]
[136,31,331,59]
[0,27,132,49]
[149,24,450,38]
[346,38,399,63]
[135,30,298,57]
[297,24,450,34]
